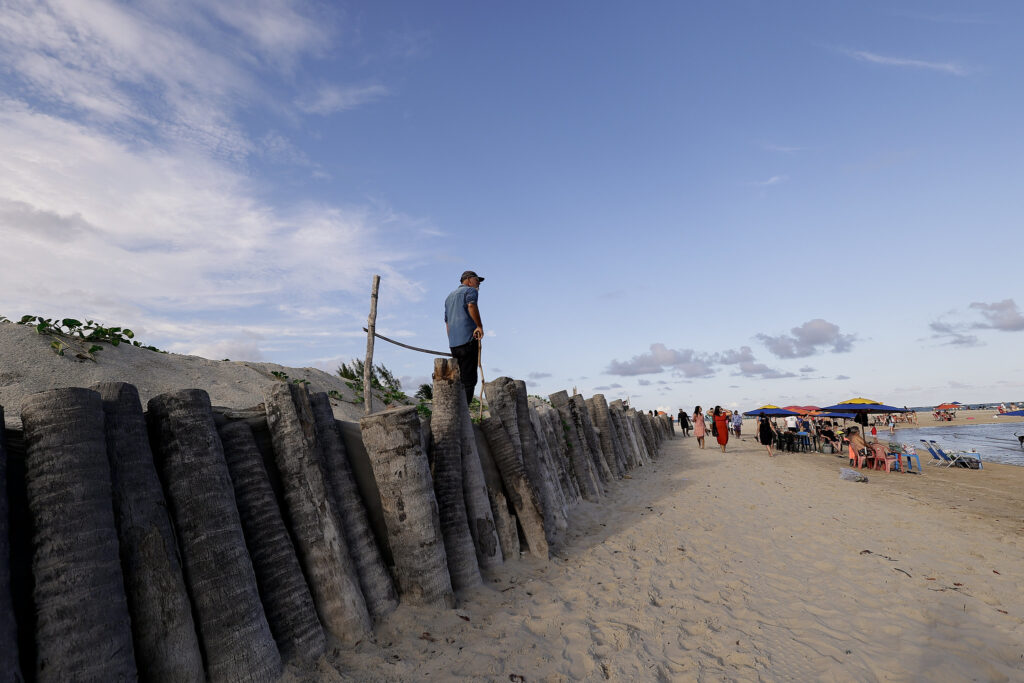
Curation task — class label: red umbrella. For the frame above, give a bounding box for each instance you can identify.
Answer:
[935,403,959,410]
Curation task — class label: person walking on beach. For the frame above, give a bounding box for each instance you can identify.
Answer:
[693,406,706,448]
[677,409,691,436]
[758,414,775,457]
[444,270,485,405]
[713,406,730,453]
[731,411,743,437]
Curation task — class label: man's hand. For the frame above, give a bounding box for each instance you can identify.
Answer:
[473,326,484,340]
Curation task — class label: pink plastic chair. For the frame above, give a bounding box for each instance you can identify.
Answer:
[848,443,870,469]
[869,443,899,472]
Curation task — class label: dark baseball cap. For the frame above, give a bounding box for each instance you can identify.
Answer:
[460,270,485,282]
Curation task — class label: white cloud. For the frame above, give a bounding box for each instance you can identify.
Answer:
[844,49,969,76]
[757,319,856,358]
[970,299,1024,332]
[298,84,391,115]
[751,175,788,187]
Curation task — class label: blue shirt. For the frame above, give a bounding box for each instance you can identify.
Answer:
[444,284,478,347]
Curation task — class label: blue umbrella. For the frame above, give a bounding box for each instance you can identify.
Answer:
[815,412,857,420]
[743,405,799,417]
[818,398,909,414]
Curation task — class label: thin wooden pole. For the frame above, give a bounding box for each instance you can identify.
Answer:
[364,275,380,415]
[477,340,485,421]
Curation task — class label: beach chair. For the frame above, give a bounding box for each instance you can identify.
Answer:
[928,440,982,469]
[848,443,870,469]
[920,440,945,466]
[867,443,899,472]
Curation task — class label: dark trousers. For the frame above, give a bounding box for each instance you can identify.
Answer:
[450,339,478,406]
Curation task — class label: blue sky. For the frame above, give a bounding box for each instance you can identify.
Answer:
[2,1,1023,411]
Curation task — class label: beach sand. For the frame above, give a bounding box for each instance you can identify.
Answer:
[315,432,1024,681]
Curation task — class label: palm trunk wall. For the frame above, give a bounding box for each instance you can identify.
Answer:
[429,358,483,591]
[0,405,21,682]
[147,388,281,683]
[308,392,399,620]
[549,391,602,501]
[5,376,667,674]
[456,390,503,569]
[92,382,203,682]
[571,394,614,483]
[471,424,521,561]
[512,380,567,537]
[479,416,549,559]
[586,395,627,479]
[218,421,325,664]
[21,388,137,682]
[538,405,582,502]
[263,383,371,644]
[359,406,455,608]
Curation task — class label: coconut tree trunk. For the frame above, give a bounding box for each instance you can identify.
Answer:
[605,401,636,471]
[91,382,203,682]
[0,405,21,682]
[479,417,548,559]
[147,389,281,683]
[20,388,137,681]
[429,359,482,590]
[512,381,567,534]
[359,406,454,607]
[586,395,626,478]
[549,391,602,501]
[308,392,399,620]
[263,383,371,643]
[525,404,569,521]
[471,424,520,561]
[217,421,325,664]
[456,390,502,569]
[625,408,652,464]
[612,402,646,467]
[537,405,581,502]
[571,395,613,483]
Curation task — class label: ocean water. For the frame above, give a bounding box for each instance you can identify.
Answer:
[890,423,1024,467]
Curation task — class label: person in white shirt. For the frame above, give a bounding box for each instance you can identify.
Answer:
[785,415,798,432]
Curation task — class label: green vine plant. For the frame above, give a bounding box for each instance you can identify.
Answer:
[10,315,165,360]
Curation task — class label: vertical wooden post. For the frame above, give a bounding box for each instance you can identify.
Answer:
[364,275,380,415]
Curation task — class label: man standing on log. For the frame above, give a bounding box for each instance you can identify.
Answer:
[444,270,485,405]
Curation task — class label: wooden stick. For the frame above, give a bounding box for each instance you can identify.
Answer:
[364,275,380,415]
[477,340,485,421]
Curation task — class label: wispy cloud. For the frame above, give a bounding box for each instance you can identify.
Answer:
[929,321,980,347]
[750,175,789,187]
[843,49,969,76]
[297,83,391,115]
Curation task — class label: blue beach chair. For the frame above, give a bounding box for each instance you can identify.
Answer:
[920,440,944,466]
[928,440,982,469]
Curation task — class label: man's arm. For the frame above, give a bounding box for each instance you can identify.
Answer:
[467,302,483,340]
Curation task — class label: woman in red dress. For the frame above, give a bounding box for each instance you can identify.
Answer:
[713,406,730,452]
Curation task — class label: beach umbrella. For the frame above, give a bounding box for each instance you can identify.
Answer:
[743,405,799,417]
[816,411,857,420]
[818,398,908,427]
[935,403,959,410]
[819,398,909,413]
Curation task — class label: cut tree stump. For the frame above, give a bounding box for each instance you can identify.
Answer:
[148,388,281,683]
[93,382,203,682]
[359,407,454,608]
[21,388,137,682]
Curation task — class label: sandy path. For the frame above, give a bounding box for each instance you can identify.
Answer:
[324,434,1024,682]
